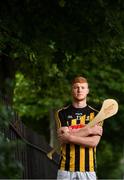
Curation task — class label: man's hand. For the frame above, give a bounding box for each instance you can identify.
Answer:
[57,126,69,134]
[90,125,103,136]
[57,127,70,144]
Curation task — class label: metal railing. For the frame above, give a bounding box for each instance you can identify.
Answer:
[0,93,59,179]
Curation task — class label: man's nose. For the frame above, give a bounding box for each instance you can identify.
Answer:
[78,87,82,91]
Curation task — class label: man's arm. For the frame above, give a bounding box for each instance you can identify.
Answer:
[58,125,103,137]
[59,133,101,147]
[57,125,103,147]
[69,125,102,137]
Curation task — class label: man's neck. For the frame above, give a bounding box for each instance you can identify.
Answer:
[72,100,87,108]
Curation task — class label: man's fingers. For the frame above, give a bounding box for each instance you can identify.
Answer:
[57,127,70,135]
[91,125,103,136]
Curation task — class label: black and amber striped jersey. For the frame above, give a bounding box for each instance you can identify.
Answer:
[55,104,99,172]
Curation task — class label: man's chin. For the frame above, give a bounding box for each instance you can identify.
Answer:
[74,98,85,102]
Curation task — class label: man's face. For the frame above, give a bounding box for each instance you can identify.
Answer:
[72,82,89,101]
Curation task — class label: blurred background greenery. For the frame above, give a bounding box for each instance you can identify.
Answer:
[0,0,124,179]
[0,103,23,178]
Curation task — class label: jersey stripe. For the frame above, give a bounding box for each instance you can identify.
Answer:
[80,115,86,125]
[60,144,66,170]
[75,145,80,171]
[55,111,61,129]
[70,119,76,171]
[80,146,85,171]
[89,112,95,171]
[89,147,94,171]
[85,147,89,171]
[65,144,70,170]
[93,148,97,171]
[80,114,86,171]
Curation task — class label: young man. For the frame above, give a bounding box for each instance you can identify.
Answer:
[55,76,103,180]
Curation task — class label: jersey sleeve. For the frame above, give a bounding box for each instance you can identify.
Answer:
[55,109,67,129]
[55,110,61,129]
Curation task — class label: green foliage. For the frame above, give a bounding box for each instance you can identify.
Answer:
[0,103,23,178]
[97,140,123,179]
[0,0,124,178]
[0,133,23,179]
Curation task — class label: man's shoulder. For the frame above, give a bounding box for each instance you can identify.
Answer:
[57,105,70,112]
[87,105,99,113]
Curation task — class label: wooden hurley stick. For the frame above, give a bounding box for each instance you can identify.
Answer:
[86,99,118,127]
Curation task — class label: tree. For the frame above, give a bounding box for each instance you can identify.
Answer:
[0,0,124,178]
